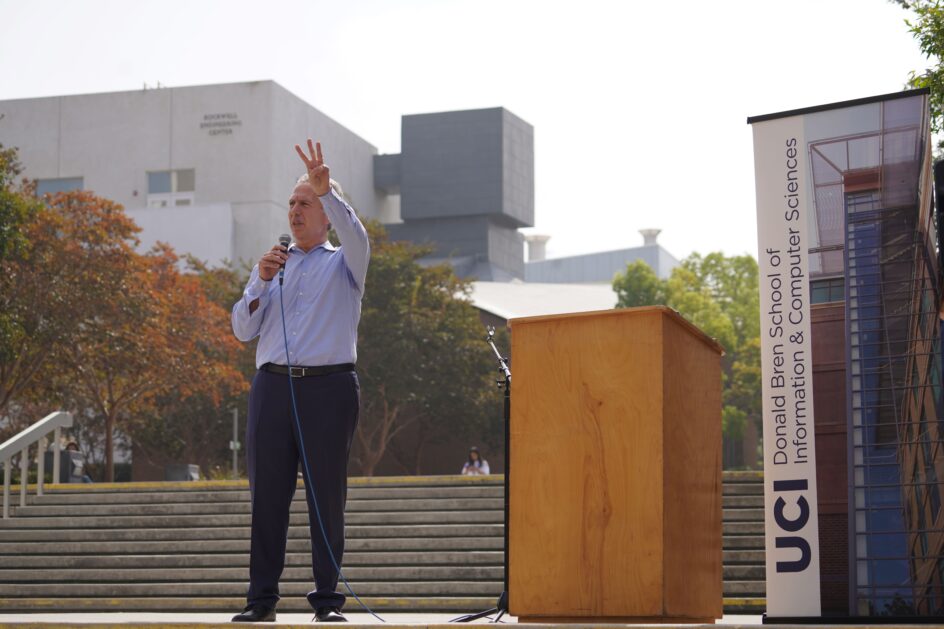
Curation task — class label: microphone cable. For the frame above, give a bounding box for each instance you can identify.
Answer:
[277,274,385,622]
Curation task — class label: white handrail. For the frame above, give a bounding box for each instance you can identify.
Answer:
[0,411,73,519]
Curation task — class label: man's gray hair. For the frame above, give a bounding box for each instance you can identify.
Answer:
[296,173,345,198]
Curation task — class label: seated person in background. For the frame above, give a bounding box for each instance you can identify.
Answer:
[64,441,92,483]
[461,446,490,476]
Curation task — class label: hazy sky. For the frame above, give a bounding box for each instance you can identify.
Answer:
[0,0,931,261]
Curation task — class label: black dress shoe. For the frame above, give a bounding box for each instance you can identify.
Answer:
[232,604,276,622]
[315,606,347,622]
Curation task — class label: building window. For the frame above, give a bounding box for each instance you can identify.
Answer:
[811,277,844,304]
[915,458,929,557]
[938,559,944,605]
[36,177,83,196]
[147,169,194,208]
[932,346,943,435]
[920,413,940,521]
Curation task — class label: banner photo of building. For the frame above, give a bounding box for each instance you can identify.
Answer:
[751,101,823,620]
[750,88,944,619]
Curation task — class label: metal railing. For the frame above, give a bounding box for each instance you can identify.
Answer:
[0,411,73,519]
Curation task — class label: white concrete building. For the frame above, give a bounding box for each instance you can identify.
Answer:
[0,80,396,267]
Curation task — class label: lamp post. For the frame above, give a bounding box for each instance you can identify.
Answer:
[230,408,240,480]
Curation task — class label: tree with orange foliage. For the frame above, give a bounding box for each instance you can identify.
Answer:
[0,188,140,436]
[0,169,248,481]
[129,254,252,478]
[52,242,246,482]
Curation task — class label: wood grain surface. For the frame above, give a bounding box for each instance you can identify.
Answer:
[508,307,722,621]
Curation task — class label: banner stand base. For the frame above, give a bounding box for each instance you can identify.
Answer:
[763,614,944,624]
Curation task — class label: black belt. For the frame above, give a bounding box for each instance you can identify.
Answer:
[261,362,355,378]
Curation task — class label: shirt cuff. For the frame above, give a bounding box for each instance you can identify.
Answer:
[319,188,340,202]
[245,273,270,301]
[319,189,347,215]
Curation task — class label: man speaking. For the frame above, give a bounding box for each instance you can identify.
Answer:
[230,140,369,623]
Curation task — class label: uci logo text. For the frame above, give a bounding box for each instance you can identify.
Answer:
[773,478,811,573]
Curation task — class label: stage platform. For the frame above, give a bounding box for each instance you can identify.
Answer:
[0,612,768,628]
[6,611,944,627]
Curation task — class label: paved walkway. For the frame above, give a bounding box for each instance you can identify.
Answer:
[0,613,765,628]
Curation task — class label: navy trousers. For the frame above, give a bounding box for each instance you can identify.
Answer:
[245,368,359,610]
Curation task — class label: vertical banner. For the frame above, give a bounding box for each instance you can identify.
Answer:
[751,115,822,617]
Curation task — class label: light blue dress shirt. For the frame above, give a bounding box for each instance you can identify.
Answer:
[231,189,370,368]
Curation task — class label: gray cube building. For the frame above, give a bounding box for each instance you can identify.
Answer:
[383,108,534,280]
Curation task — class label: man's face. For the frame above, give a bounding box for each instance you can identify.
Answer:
[288,183,330,248]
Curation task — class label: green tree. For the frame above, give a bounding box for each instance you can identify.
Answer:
[896,0,944,150]
[0,145,37,263]
[613,259,665,307]
[726,337,762,439]
[353,222,499,476]
[0,146,42,370]
[675,252,759,351]
[612,253,760,447]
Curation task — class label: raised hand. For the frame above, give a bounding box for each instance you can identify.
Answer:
[294,139,330,196]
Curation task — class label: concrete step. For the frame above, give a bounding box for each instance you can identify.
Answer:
[721,483,764,496]
[722,580,767,596]
[724,597,766,613]
[27,471,755,494]
[0,556,765,584]
[722,565,765,580]
[2,551,764,580]
[0,523,505,542]
[0,521,762,542]
[15,497,504,517]
[25,487,764,514]
[0,596,497,612]
[0,595,766,614]
[722,522,763,535]
[0,510,504,529]
[0,535,764,552]
[722,495,763,508]
[0,566,504,582]
[0,551,503,569]
[8,496,764,526]
[722,550,765,563]
[0,581,503,597]
[36,476,500,493]
[23,471,756,491]
[722,508,764,522]
[722,535,765,550]
[12,505,763,525]
[0,536,506,555]
[28,486,505,505]
[0,564,760,584]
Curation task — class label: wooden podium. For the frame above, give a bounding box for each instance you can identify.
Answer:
[507,307,724,623]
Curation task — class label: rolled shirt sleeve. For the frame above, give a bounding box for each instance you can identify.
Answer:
[231,265,271,342]
[320,189,370,293]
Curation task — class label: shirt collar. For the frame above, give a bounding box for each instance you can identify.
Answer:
[288,240,337,254]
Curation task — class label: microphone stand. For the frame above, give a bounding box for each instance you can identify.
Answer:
[451,326,510,623]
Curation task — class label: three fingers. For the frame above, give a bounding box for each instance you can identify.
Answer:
[294,139,324,170]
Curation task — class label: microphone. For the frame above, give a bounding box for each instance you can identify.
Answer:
[278,234,291,285]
